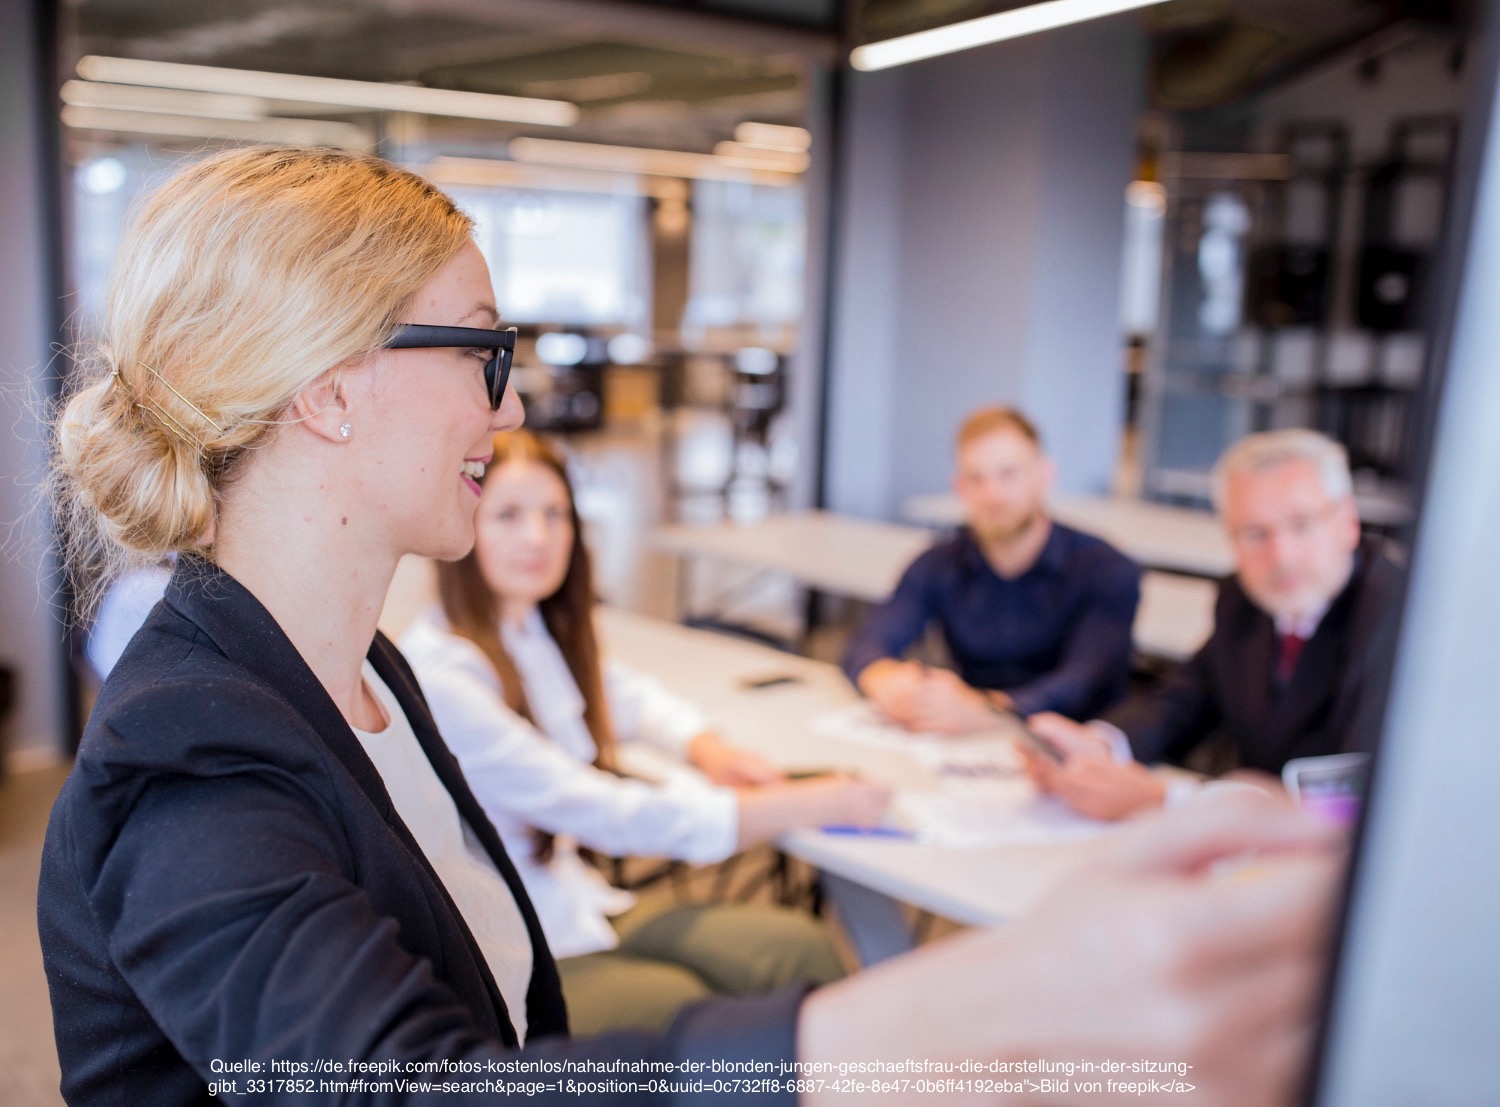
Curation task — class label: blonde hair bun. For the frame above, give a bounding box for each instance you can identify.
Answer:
[53,353,216,590]
[50,145,474,615]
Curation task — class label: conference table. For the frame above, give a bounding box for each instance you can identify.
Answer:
[652,510,1217,663]
[903,488,1412,574]
[597,606,1118,965]
[902,492,1236,578]
[378,559,1123,965]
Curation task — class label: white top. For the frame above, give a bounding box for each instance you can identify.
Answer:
[399,607,739,959]
[86,562,175,680]
[351,663,534,1042]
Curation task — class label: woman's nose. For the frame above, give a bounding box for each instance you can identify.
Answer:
[492,386,525,432]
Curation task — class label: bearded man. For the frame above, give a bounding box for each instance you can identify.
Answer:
[842,406,1140,732]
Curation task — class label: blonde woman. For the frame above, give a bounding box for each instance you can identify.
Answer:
[402,429,885,1035]
[42,145,1344,1107]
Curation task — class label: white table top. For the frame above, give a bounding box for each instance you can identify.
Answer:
[651,510,1215,662]
[654,511,933,604]
[1135,572,1216,662]
[902,492,1236,578]
[596,606,1114,927]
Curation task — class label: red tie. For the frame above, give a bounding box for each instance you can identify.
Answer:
[1277,632,1307,682]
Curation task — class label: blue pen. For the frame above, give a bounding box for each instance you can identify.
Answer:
[821,825,916,839]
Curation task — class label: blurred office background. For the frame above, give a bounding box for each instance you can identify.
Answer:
[0,1,1483,1103]
[5,0,1472,777]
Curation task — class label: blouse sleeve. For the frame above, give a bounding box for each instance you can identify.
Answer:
[601,657,710,756]
[405,626,737,864]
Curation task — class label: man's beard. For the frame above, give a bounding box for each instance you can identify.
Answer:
[975,507,1041,547]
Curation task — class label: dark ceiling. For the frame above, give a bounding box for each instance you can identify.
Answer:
[64,0,1470,152]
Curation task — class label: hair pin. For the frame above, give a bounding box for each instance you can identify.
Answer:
[111,363,220,457]
[138,363,224,435]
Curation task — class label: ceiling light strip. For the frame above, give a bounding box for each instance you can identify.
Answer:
[850,0,1170,72]
[76,55,578,127]
[60,105,371,150]
[509,137,801,185]
[61,80,272,122]
[424,156,690,199]
[711,141,810,171]
[733,121,811,151]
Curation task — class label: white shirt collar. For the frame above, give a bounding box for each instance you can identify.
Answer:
[1274,600,1330,640]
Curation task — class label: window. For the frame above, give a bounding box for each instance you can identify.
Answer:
[685,179,806,331]
[448,186,648,327]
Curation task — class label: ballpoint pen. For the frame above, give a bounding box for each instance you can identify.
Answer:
[820,825,917,839]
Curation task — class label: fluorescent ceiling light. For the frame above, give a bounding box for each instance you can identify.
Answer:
[424,155,688,200]
[76,55,578,127]
[509,137,801,185]
[711,141,810,172]
[732,121,810,151]
[850,0,1170,71]
[61,105,371,150]
[61,79,272,121]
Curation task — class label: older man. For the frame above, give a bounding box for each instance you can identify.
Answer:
[842,406,1140,732]
[1025,429,1402,819]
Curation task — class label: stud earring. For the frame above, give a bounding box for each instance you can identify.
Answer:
[339,423,352,439]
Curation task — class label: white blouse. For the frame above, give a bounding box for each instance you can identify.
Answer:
[351,662,534,1042]
[399,607,739,959]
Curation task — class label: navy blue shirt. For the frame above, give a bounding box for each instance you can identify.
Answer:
[842,523,1141,719]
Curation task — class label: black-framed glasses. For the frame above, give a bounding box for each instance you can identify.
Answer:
[385,324,517,410]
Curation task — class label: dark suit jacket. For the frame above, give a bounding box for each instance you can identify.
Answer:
[39,558,800,1105]
[1106,540,1402,773]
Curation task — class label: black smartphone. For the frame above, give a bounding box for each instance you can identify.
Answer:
[991,705,1066,764]
[786,768,839,780]
[739,673,802,690]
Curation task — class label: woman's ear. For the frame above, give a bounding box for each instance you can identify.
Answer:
[291,366,355,444]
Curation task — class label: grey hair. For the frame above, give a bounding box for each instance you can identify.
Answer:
[1210,429,1353,512]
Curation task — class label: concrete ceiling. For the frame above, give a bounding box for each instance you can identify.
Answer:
[64,0,834,153]
[62,0,1470,153]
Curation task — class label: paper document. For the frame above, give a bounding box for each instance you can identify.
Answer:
[813,703,1112,848]
[811,702,1018,773]
[894,783,1111,848]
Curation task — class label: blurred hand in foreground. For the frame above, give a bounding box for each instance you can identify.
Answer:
[800,789,1346,1107]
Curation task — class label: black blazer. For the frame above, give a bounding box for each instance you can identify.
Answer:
[1106,540,1403,773]
[39,558,800,1105]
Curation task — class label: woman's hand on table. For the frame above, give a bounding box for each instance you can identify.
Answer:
[688,732,785,787]
[734,775,892,848]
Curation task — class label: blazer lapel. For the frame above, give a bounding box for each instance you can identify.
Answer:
[163,557,395,814]
[1228,605,1278,742]
[370,636,567,1038]
[162,558,524,1041]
